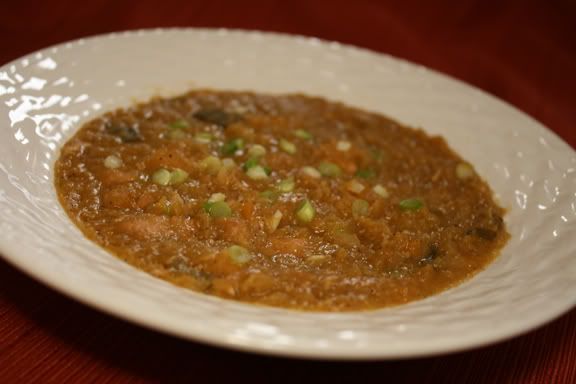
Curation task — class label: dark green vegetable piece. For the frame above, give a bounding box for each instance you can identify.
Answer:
[193,108,240,127]
[106,123,142,142]
[468,227,498,240]
[355,168,376,179]
[169,119,189,129]
[492,215,504,230]
[243,157,260,171]
[418,244,439,266]
[399,198,423,211]
[221,138,245,155]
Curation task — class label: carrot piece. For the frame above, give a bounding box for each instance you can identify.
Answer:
[240,200,255,220]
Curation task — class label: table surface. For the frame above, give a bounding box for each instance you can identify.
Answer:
[1,1,575,383]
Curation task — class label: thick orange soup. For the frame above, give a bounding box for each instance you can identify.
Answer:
[55,90,508,311]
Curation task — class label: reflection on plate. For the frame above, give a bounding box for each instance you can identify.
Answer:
[0,28,575,359]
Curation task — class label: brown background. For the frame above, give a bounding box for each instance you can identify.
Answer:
[1,1,575,383]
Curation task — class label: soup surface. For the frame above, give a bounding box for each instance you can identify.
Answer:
[55,90,508,311]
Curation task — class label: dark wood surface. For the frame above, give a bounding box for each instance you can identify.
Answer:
[1,1,575,382]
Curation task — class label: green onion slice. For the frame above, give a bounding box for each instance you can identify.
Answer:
[293,129,313,140]
[204,200,232,218]
[169,119,189,129]
[221,138,244,155]
[227,245,252,264]
[399,198,423,211]
[318,162,341,177]
[296,199,315,223]
[151,168,171,186]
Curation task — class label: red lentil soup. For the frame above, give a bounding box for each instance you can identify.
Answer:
[55,90,508,311]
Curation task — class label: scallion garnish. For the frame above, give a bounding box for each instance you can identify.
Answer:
[318,161,341,177]
[279,139,296,154]
[221,138,244,155]
[296,199,315,223]
[293,129,313,140]
[204,200,232,218]
[399,198,423,211]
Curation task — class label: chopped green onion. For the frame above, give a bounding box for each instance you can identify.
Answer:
[221,138,244,155]
[227,245,252,264]
[247,144,266,158]
[399,198,423,211]
[355,168,376,179]
[103,155,122,169]
[169,119,189,129]
[296,199,315,223]
[346,179,365,194]
[243,157,260,171]
[168,129,187,140]
[106,124,142,142]
[267,210,283,232]
[456,162,475,180]
[167,119,188,140]
[221,158,236,168]
[204,200,232,218]
[373,184,389,198]
[151,168,171,186]
[300,166,321,178]
[318,161,341,177]
[194,132,213,143]
[336,141,351,151]
[208,192,226,203]
[293,129,313,140]
[246,165,269,180]
[279,139,297,154]
[169,168,189,185]
[194,108,238,127]
[352,199,370,218]
[260,189,280,201]
[277,177,295,192]
[199,156,222,174]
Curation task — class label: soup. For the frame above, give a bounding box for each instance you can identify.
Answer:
[55,90,508,311]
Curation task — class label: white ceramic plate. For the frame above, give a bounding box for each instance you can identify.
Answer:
[0,28,575,360]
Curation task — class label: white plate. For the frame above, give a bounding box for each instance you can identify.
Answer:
[1,28,575,360]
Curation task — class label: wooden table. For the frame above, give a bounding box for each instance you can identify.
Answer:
[1,1,575,382]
